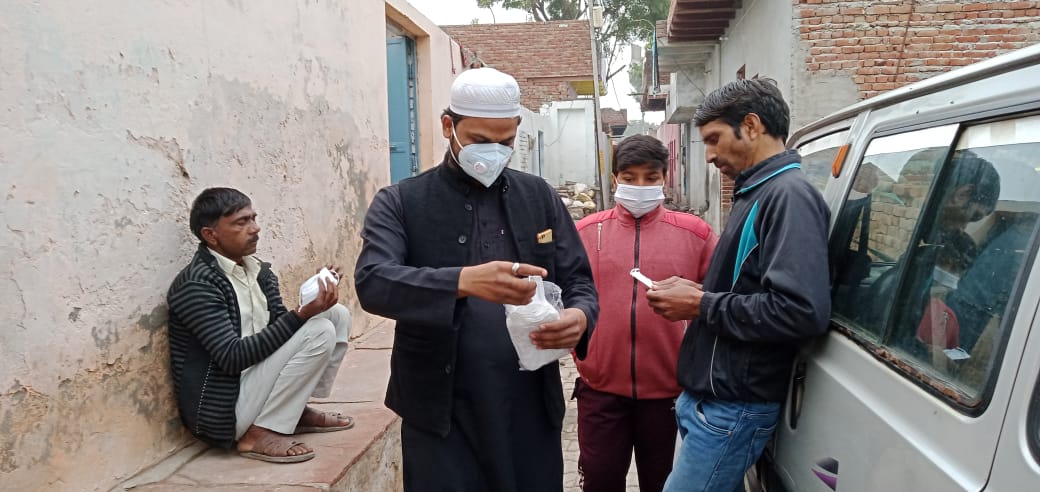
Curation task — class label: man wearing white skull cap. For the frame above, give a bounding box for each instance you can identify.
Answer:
[355,67,599,491]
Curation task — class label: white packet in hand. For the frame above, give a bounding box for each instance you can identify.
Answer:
[505,276,570,371]
[299,267,338,307]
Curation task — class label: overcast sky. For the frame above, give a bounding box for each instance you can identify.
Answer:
[405,0,663,124]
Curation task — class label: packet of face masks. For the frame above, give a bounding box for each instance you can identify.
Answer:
[505,276,570,371]
[299,267,338,307]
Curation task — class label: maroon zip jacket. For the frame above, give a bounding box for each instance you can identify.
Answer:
[575,204,716,399]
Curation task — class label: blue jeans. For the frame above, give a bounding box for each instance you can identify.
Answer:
[663,391,781,492]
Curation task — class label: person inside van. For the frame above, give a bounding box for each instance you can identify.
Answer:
[646,78,832,492]
[864,150,1000,367]
[931,151,1000,275]
[945,213,1037,386]
[854,152,993,308]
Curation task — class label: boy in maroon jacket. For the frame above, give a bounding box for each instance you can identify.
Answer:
[574,135,717,492]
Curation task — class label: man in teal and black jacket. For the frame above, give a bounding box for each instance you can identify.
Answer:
[647,78,831,492]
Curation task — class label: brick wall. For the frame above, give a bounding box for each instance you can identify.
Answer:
[721,175,735,220]
[524,80,580,110]
[869,167,929,260]
[792,0,1039,254]
[443,21,594,111]
[797,0,1040,99]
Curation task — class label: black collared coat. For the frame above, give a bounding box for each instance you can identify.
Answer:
[354,161,599,436]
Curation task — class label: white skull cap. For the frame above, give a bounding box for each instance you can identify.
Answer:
[449,67,522,118]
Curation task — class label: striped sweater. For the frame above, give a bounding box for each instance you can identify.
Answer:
[167,244,303,448]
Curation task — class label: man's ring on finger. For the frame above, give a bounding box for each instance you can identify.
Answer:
[511,262,520,275]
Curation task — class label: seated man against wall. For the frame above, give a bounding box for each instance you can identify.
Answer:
[167,187,354,463]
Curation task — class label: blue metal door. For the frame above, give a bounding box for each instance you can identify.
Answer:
[386,36,418,183]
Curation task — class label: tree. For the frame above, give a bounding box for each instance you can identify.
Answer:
[476,0,584,22]
[476,0,669,82]
[628,59,643,104]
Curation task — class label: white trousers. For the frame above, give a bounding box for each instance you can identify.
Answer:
[235,304,352,438]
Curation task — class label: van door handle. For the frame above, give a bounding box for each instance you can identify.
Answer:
[789,360,807,429]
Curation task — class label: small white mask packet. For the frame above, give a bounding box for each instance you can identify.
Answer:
[299,267,338,307]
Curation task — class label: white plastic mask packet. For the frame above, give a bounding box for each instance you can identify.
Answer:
[504,276,570,371]
[299,267,338,307]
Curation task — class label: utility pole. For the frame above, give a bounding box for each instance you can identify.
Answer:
[588,0,606,210]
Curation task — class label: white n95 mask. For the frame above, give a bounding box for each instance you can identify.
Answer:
[452,126,513,187]
[614,184,665,218]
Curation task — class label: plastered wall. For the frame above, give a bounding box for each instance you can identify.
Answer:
[542,100,599,187]
[0,1,415,489]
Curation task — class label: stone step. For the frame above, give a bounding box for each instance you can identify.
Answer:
[115,321,400,492]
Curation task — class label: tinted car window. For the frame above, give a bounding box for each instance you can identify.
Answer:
[831,115,1040,408]
[831,124,958,341]
[889,115,1040,403]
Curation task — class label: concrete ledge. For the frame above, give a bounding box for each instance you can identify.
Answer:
[116,321,400,492]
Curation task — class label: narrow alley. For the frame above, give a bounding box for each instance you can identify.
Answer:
[4,1,1040,491]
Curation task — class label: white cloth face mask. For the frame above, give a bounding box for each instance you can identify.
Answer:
[614,184,665,218]
[452,125,513,187]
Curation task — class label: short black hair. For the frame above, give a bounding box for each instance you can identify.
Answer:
[613,134,669,175]
[948,149,1000,214]
[693,78,790,142]
[189,187,252,241]
[443,108,467,127]
[442,107,522,125]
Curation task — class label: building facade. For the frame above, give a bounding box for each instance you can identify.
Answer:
[648,0,1040,230]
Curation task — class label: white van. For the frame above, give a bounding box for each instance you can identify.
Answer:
[755,44,1040,491]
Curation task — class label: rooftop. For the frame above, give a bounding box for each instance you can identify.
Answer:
[443,21,596,111]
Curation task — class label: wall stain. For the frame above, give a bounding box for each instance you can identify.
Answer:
[90,323,120,351]
[0,404,15,473]
[1,317,190,489]
[136,304,169,355]
[138,304,167,334]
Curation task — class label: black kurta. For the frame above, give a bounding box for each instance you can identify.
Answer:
[355,160,599,492]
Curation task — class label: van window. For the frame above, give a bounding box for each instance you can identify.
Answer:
[831,115,1040,408]
[830,124,959,341]
[797,129,850,192]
